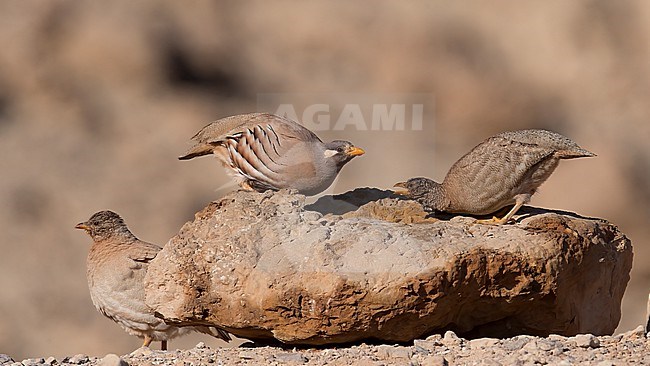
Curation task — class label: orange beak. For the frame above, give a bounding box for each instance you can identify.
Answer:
[75,222,90,230]
[346,146,365,157]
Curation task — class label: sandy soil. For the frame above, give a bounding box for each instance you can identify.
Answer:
[5,326,649,366]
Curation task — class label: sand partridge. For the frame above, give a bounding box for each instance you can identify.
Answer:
[179,113,365,195]
[75,210,231,350]
[394,129,595,224]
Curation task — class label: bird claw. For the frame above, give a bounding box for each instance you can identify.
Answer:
[475,216,507,225]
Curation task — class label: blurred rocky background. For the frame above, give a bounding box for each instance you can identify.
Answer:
[0,0,648,361]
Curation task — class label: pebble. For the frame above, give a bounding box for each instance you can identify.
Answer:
[129,347,153,357]
[421,355,448,366]
[413,339,435,354]
[238,350,257,360]
[469,338,499,349]
[44,357,56,365]
[97,354,128,366]
[425,334,442,343]
[442,331,461,346]
[574,334,600,348]
[548,334,567,342]
[624,325,646,339]
[536,339,557,351]
[596,361,615,366]
[21,359,44,366]
[195,342,207,349]
[0,355,14,364]
[502,336,532,351]
[67,354,89,364]
[375,345,393,360]
[274,352,307,363]
[478,359,502,366]
[387,346,412,359]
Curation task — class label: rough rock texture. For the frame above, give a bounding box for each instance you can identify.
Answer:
[145,189,632,345]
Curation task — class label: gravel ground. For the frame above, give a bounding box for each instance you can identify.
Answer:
[4,326,649,366]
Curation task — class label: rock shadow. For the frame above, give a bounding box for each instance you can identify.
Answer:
[306,187,595,224]
[306,187,398,215]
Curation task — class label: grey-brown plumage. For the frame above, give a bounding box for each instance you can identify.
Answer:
[394,129,595,224]
[179,113,364,196]
[75,211,231,350]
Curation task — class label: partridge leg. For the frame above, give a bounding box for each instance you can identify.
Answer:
[476,194,529,225]
[161,340,168,351]
[142,335,153,348]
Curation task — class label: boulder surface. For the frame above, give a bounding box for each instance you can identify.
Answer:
[145,189,632,345]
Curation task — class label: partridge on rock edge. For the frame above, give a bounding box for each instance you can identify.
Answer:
[75,210,231,350]
[394,129,595,225]
[179,113,365,196]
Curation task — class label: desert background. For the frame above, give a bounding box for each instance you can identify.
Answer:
[0,1,648,361]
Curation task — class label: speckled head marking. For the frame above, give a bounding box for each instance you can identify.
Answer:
[395,178,437,199]
[75,210,136,242]
[393,177,450,212]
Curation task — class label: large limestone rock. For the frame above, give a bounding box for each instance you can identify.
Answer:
[145,189,632,344]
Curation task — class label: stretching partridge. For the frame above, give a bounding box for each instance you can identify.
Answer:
[394,129,595,225]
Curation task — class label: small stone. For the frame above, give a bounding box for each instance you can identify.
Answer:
[195,342,207,349]
[574,334,600,348]
[238,351,256,360]
[624,325,646,339]
[469,338,499,349]
[375,345,392,360]
[596,361,615,366]
[522,339,540,352]
[479,360,502,366]
[425,334,443,343]
[388,346,412,359]
[442,331,461,346]
[98,354,128,366]
[421,355,448,366]
[536,339,557,351]
[548,334,567,342]
[274,352,307,363]
[414,339,435,354]
[67,354,88,364]
[0,355,14,364]
[502,336,533,351]
[21,359,44,366]
[346,349,361,358]
[44,357,56,365]
[129,347,153,357]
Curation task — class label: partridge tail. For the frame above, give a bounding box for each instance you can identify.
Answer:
[557,146,596,159]
[195,325,232,342]
[179,143,214,160]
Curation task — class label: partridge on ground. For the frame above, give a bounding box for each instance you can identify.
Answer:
[179,113,365,195]
[394,129,595,225]
[75,210,231,350]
